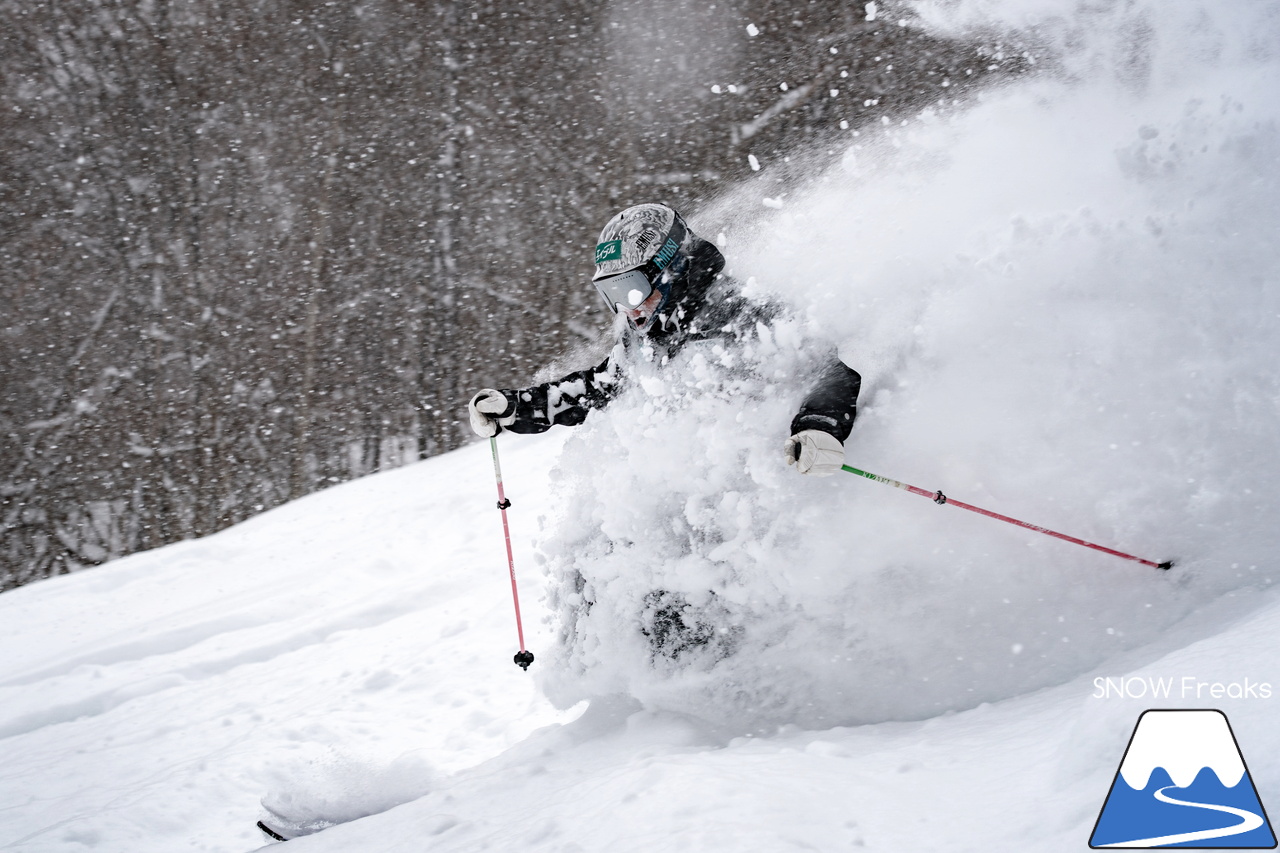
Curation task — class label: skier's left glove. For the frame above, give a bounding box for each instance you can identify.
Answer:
[784,429,845,476]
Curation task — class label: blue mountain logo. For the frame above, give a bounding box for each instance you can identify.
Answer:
[1091,709,1276,848]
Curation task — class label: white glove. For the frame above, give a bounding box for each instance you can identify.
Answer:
[468,389,514,437]
[784,429,845,476]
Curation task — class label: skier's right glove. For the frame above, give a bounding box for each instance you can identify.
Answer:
[468,389,516,437]
[784,429,845,476]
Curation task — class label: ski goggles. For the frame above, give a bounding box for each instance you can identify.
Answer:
[593,268,657,314]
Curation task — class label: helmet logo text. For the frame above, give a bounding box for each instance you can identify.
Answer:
[652,237,679,270]
[595,239,622,264]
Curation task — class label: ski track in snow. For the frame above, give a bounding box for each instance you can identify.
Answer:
[3,0,1280,850]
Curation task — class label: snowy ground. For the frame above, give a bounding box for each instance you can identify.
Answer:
[0,432,1277,853]
[3,0,1280,850]
[0,436,569,851]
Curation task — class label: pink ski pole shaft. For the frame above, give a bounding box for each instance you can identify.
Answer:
[490,436,534,670]
[841,464,1172,571]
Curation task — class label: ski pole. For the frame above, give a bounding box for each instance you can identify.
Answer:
[841,464,1173,571]
[489,436,535,670]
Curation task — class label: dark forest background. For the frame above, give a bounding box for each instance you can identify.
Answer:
[0,0,1025,590]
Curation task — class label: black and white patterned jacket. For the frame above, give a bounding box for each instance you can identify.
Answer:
[492,239,861,443]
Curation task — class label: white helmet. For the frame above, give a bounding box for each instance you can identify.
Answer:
[590,203,692,328]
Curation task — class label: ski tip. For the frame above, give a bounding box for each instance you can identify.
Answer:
[514,650,535,670]
[1156,560,1174,571]
[257,821,288,843]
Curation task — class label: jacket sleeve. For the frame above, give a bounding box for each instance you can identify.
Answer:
[496,355,621,435]
[790,357,861,443]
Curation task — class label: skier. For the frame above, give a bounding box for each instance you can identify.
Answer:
[466,203,860,475]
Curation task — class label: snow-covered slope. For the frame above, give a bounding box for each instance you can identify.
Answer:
[3,0,1279,850]
[0,434,576,850]
[0,430,1276,853]
[255,590,1280,853]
